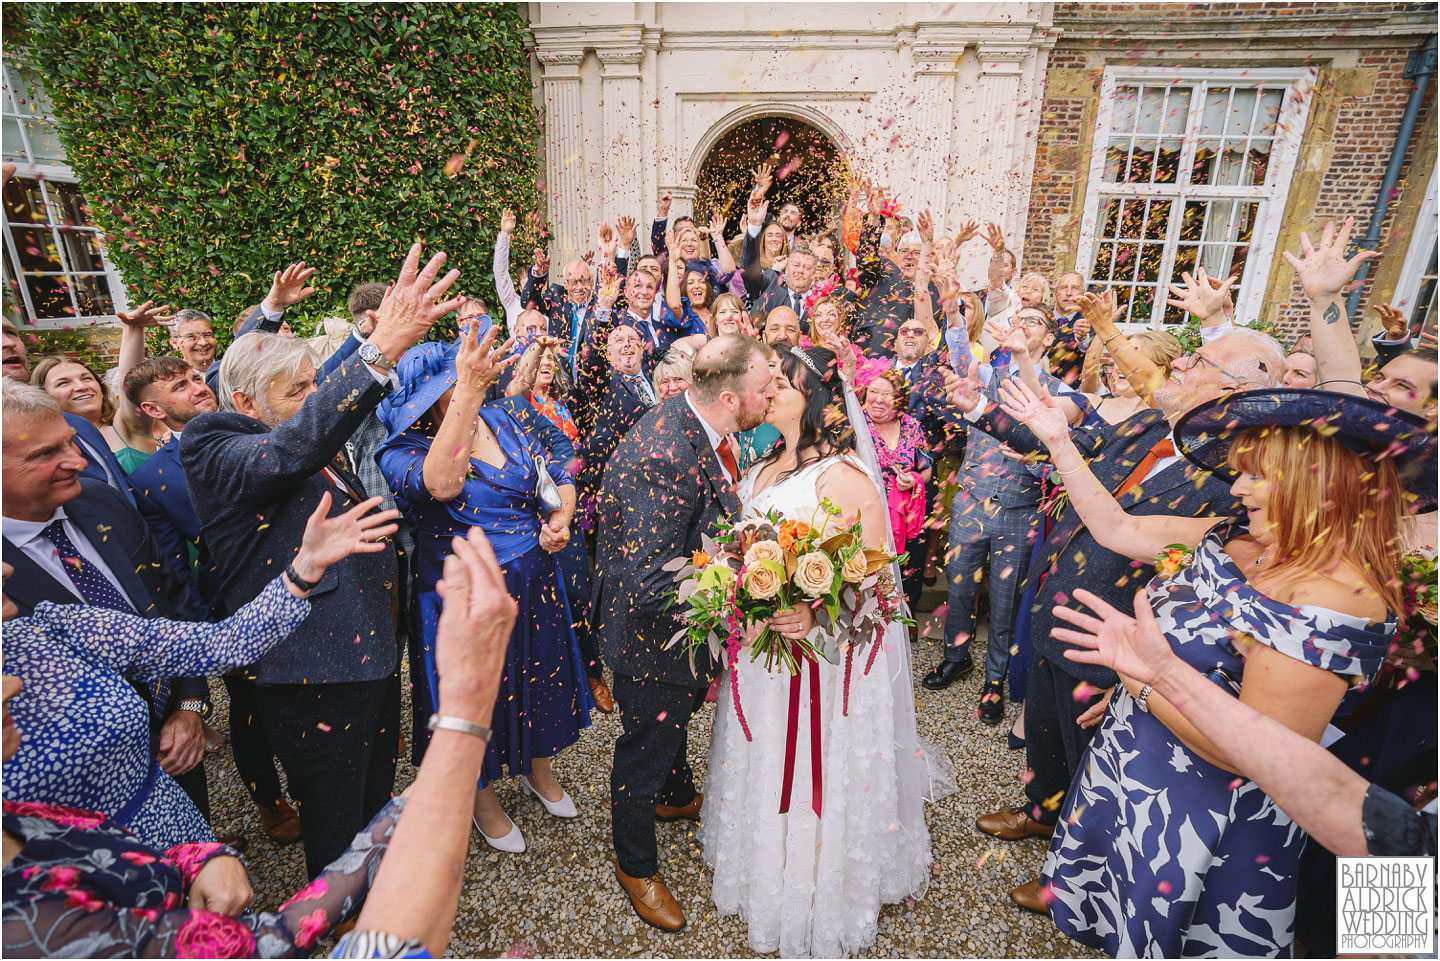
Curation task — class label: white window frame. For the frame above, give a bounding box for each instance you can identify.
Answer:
[1389,164,1437,328]
[1076,65,1317,331]
[2,61,128,330]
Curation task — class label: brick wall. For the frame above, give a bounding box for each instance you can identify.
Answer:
[1024,1,1436,346]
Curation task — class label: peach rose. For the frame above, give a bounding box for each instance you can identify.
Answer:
[744,561,783,600]
[744,539,785,567]
[793,551,836,596]
[840,552,868,584]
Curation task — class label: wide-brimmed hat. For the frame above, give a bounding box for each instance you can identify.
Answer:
[1174,388,1437,512]
[376,341,458,438]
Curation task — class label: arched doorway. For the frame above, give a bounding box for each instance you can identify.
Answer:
[694,115,850,239]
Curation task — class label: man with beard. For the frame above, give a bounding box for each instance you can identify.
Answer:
[945,326,1285,912]
[594,334,776,932]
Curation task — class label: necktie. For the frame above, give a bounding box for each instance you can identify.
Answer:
[626,374,655,407]
[716,437,739,484]
[41,522,167,715]
[1114,437,1176,500]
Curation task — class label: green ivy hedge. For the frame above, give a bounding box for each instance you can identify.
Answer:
[14,2,542,351]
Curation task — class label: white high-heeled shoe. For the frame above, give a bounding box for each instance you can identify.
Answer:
[473,814,526,853]
[521,775,578,818]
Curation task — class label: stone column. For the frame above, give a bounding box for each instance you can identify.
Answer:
[540,51,586,264]
[910,43,967,231]
[600,47,645,229]
[976,45,1030,260]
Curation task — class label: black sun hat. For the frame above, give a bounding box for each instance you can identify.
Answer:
[1174,388,1437,513]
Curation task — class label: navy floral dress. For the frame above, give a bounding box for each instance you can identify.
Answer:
[3,796,403,957]
[1040,519,1392,957]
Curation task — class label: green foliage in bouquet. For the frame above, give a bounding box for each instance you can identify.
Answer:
[12,2,542,351]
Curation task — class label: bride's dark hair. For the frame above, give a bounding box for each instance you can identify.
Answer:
[759,346,857,482]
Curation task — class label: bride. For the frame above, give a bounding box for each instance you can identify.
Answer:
[698,345,949,958]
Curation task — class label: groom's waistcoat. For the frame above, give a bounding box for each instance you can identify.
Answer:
[590,394,740,689]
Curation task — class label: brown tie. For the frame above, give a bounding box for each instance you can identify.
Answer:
[1114,437,1176,500]
[717,437,740,484]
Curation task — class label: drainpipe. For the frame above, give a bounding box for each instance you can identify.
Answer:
[1346,35,1437,324]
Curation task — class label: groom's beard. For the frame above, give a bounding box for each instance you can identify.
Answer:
[734,395,769,433]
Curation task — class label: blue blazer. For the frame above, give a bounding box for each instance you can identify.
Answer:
[181,356,400,686]
[64,413,136,509]
[128,437,224,620]
[1,479,208,703]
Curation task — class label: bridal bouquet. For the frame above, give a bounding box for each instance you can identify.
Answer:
[664,499,910,738]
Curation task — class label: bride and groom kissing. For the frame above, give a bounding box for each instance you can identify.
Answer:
[591,334,943,958]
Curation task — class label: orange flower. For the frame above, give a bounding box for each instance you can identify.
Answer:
[793,522,811,537]
[777,531,795,552]
[691,550,712,568]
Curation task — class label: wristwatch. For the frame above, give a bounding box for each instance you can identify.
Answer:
[357,339,396,372]
[1135,684,1153,714]
[176,698,211,719]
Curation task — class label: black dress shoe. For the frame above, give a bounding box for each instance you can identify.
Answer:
[922,656,974,690]
[979,680,1005,724]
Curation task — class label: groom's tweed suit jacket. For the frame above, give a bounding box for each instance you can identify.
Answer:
[591,393,740,689]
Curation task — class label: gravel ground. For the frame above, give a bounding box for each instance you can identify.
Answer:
[205,588,1099,959]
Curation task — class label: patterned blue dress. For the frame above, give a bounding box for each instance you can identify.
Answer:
[1040,519,1392,957]
[2,578,309,850]
[378,406,592,789]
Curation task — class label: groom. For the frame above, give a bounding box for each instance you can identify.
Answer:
[592,334,776,932]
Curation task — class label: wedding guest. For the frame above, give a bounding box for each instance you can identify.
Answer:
[708,293,750,338]
[862,369,931,615]
[999,378,1428,956]
[666,255,718,333]
[1048,271,1089,384]
[378,325,591,854]
[30,357,154,472]
[2,527,513,960]
[492,208,523,329]
[653,348,694,401]
[523,344,580,443]
[180,243,455,878]
[851,187,942,356]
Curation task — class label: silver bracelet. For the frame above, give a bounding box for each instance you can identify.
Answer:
[1054,463,1085,476]
[427,714,492,742]
[1135,684,1153,713]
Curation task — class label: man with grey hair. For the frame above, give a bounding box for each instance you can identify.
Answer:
[943,327,1284,912]
[1,378,215,828]
[179,243,483,878]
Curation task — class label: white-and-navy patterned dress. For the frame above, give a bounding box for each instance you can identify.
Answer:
[1040,519,1392,958]
[2,578,309,849]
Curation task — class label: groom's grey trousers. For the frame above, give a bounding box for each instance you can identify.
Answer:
[611,674,707,878]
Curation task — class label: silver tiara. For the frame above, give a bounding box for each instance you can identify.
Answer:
[788,346,825,381]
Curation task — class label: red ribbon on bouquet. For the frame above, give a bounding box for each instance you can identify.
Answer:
[778,641,823,819]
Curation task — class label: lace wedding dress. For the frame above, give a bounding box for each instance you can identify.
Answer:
[698,453,952,958]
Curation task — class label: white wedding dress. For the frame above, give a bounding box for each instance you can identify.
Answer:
[699,453,953,958]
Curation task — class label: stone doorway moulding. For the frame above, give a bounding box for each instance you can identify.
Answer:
[664,102,858,227]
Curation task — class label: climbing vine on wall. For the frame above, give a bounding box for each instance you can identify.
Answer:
[14,2,542,348]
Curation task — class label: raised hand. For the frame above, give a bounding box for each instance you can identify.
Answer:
[984,319,1029,362]
[1164,266,1234,321]
[434,528,517,723]
[454,311,515,397]
[983,222,1006,251]
[367,242,465,362]
[289,491,403,588]
[738,309,760,340]
[1282,216,1378,303]
[941,357,985,412]
[952,218,981,245]
[1076,289,1124,334]
[709,211,726,243]
[597,221,617,260]
[116,299,176,329]
[531,246,551,278]
[916,210,935,245]
[1374,302,1411,340]
[997,375,1069,448]
[263,262,318,312]
[499,208,516,234]
[658,190,673,219]
[1053,587,1179,689]
[817,329,857,383]
[596,267,622,310]
[616,215,637,249]
[752,162,775,198]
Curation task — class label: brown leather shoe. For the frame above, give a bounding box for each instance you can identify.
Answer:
[589,676,615,714]
[616,864,685,931]
[257,799,302,845]
[1010,878,1048,914]
[975,807,1054,841]
[655,793,702,823]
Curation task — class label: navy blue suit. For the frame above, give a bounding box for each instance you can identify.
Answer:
[64,413,135,508]
[181,355,401,877]
[128,437,221,618]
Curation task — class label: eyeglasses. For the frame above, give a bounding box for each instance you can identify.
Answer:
[1178,350,1246,389]
[176,332,216,343]
[897,326,927,337]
